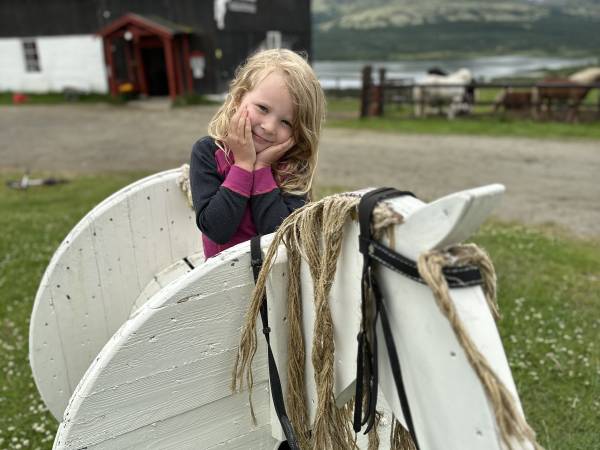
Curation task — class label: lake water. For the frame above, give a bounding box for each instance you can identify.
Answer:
[314,55,598,88]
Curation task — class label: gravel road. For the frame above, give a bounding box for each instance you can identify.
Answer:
[1,103,598,237]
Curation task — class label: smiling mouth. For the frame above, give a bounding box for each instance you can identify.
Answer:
[252,132,272,145]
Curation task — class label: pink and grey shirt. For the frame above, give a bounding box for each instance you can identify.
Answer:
[190,136,307,258]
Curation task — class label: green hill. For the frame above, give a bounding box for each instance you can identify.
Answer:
[312,0,600,60]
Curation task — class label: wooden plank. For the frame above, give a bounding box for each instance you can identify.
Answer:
[163,178,203,261]
[88,194,141,332]
[48,223,110,392]
[75,382,274,450]
[30,169,201,419]
[264,246,289,442]
[28,275,72,415]
[55,243,272,449]
[125,179,174,292]
[130,260,191,316]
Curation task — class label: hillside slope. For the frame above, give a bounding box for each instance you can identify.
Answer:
[313,0,600,60]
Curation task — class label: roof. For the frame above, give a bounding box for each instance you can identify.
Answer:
[97,13,196,39]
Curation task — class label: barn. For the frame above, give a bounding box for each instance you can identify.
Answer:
[0,0,311,99]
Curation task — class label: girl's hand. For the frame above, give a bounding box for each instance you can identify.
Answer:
[255,137,295,170]
[225,108,255,171]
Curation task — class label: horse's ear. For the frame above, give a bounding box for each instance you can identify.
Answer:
[387,184,505,260]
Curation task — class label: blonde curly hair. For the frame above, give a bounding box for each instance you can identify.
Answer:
[208,49,326,196]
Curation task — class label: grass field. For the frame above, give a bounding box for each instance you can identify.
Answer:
[0,173,598,449]
[0,92,124,105]
[326,96,600,140]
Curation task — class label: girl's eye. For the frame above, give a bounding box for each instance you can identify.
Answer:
[257,104,268,112]
[282,120,292,128]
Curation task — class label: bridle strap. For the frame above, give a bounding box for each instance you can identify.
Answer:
[355,188,419,440]
[367,238,484,287]
[250,236,300,450]
[354,188,486,447]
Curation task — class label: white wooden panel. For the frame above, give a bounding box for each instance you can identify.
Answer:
[299,256,317,423]
[163,181,203,260]
[54,242,272,449]
[79,382,274,450]
[88,197,142,331]
[48,223,111,388]
[30,169,202,419]
[126,180,173,290]
[375,276,501,449]
[29,275,71,409]
[188,252,206,268]
[264,247,289,442]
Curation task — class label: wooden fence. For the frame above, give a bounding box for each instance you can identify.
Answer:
[359,65,600,120]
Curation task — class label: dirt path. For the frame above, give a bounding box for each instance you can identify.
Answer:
[1,104,598,237]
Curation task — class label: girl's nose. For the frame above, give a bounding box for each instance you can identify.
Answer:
[260,116,277,134]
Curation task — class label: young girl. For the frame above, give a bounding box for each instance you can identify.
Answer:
[190,49,326,258]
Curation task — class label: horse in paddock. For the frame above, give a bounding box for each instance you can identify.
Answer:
[493,89,534,114]
[413,68,474,119]
[535,67,600,121]
[30,169,542,449]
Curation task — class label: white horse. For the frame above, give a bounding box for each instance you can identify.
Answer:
[413,68,474,119]
[30,168,540,449]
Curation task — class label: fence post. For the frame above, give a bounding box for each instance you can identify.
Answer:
[360,65,372,118]
[377,68,386,116]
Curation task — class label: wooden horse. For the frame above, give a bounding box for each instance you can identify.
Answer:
[30,168,540,449]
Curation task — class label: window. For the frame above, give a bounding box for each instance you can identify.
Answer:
[23,40,41,72]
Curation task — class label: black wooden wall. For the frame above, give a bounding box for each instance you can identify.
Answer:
[0,0,309,39]
[0,0,312,93]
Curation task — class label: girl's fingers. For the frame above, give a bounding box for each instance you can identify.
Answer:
[285,137,295,151]
[274,137,294,154]
[244,114,252,141]
[237,109,246,140]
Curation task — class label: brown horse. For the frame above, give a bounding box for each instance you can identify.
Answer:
[493,89,533,114]
[535,67,600,121]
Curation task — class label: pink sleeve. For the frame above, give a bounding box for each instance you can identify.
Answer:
[222,165,253,197]
[252,166,278,195]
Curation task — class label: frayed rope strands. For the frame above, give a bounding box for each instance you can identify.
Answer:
[233,192,541,450]
[390,416,417,450]
[232,193,401,449]
[176,163,194,208]
[417,245,543,450]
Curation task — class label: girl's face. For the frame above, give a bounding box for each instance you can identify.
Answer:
[238,71,295,153]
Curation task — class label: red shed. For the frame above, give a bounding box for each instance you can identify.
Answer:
[98,13,195,100]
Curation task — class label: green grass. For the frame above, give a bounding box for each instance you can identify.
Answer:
[326,96,600,139]
[472,222,600,449]
[0,91,218,107]
[0,92,125,105]
[0,172,144,449]
[0,174,598,448]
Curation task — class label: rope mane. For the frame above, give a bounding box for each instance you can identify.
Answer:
[232,193,542,450]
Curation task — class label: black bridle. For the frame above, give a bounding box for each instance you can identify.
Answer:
[250,188,485,448]
[251,236,300,450]
[353,188,485,448]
